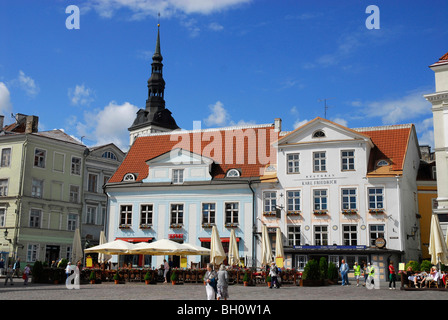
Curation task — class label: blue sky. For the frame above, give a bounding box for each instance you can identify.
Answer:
[0,0,447,151]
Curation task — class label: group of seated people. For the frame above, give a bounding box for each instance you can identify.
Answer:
[407,266,446,288]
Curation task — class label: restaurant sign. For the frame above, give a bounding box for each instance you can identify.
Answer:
[293,245,367,250]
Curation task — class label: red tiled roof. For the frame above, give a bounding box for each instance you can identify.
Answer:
[109,125,277,183]
[440,52,448,61]
[430,51,448,67]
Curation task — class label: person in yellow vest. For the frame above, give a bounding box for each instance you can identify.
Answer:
[354,262,361,287]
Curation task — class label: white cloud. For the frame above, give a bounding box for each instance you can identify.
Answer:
[415,117,434,148]
[208,22,224,31]
[331,117,348,127]
[293,119,309,129]
[0,82,13,116]
[17,71,39,97]
[69,84,95,106]
[71,101,139,151]
[203,100,256,127]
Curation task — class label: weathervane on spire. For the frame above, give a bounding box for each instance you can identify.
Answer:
[158,12,160,27]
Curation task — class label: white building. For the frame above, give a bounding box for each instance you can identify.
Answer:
[257,118,421,281]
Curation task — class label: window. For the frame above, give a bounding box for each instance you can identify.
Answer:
[313,130,325,138]
[71,157,81,175]
[0,179,8,196]
[369,225,385,246]
[170,204,184,226]
[102,151,117,161]
[0,208,5,227]
[287,190,301,212]
[341,188,357,210]
[86,206,97,225]
[1,148,11,167]
[314,225,328,245]
[287,153,300,174]
[88,173,98,192]
[34,149,46,168]
[69,185,80,203]
[202,203,216,225]
[341,150,355,171]
[120,205,132,227]
[140,204,153,227]
[368,188,384,209]
[226,169,240,177]
[288,226,301,246]
[29,209,42,228]
[123,173,135,181]
[68,214,77,231]
[313,152,326,172]
[172,169,184,184]
[313,189,328,211]
[343,225,357,246]
[295,255,308,270]
[31,179,43,198]
[27,244,39,262]
[263,191,277,213]
[376,160,389,167]
[225,202,239,226]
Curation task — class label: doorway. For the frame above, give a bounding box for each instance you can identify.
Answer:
[45,245,60,265]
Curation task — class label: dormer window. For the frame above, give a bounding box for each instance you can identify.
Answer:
[123,173,136,181]
[102,151,117,161]
[226,169,241,178]
[376,160,389,167]
[312,130,325,138]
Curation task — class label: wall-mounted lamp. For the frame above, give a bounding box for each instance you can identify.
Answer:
[4,228,12,244]
[407,224,419,240]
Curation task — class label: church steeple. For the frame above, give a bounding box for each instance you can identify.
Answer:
[128,23,179,144]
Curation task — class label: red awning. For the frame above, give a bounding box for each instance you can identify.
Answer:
[199,237,240,243]
[116,237,154,243]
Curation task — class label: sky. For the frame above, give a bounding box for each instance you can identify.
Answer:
[0,0,447,152]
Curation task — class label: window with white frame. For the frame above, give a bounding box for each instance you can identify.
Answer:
[88,173,98,193]
[288,226,301,246]
[140,204,153,226]
[120,205,132,227]
[69,185,80,203]
[27,244,39,262]
[341,150,355,171]
[0,208,5,227]
[313,189,328,211]
[314,225,328,245]
[0,179,8,196]
[29,209,42,228]
[287,190,301,212]
[68,214,77,231]
[202,203,216,225]
[34,149,46,168]
[31,179,43,198]
[287,153,300,174]
[295,255,308,270]
[71,157,81,175]
[102,151,117,161]
[369,224,385,246]
[343,225,357,246]
[368,188,384,210]
[225,202,239,225]
[172,169,184,184]
[341,188,357,210]
[170,204,183,226]
[1,148,11,167]
[263,191,277,213]
[313,151,326,172]
[86,206,97,225]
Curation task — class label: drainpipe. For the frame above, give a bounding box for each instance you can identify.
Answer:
[248,180,256,268]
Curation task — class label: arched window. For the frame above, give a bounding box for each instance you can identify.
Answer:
[102,151,117,161]
[376,160,389,167]
[312,130,326,138]
[226,169,241,178]
[123,173,136,181]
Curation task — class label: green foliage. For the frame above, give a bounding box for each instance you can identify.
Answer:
[57,258,68,269]
[266,274,271,282]
[113,272,120,281]
[319,257,328,280]
[170,270,177,281]
[303,259,320,280]
[89,271,96,281]
[327,262,338,280]
[243,271,250,282]
[405,260,420,272]
[420,260,432,272]
[144,271,152,281]
[32,261,44,283]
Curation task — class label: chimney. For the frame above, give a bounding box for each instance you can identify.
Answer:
[25,115,39,133]
[274,118,282,132]
[0,115,4,131]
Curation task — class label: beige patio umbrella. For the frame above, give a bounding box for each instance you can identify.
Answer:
[71,228,83,265]
[182,242,211,255]
[84,239,136,255]
[98,231,112,263]
[210,225,226,265]
[275,227,284,266]
[260,224,272,267]
[228,229,240,266]
[129,239,200,256]
[429,214,448,266]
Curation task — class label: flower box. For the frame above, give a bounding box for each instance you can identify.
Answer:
[263,211,277,217]
[342,209,358,215]
[170,223,183,229]
[119,224,131,229]
[287,211,301,216]
[225,223,238,228]
[313,210,328,215]
[140,224,152,229]
[369,209,385,214]
[201,223,215,229]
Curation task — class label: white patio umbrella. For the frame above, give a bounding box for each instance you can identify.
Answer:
[84,239,136,255]
[275,227,284,259]
[182,242,211,255]
[71,228,83,264]
[129,239,200,256]
[98,231,112,263]
[260,224,273,267]
[228,229,240,266]
[210,225,226,265]
[429,213,448,266]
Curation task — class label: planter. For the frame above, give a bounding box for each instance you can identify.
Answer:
[300,279,325,287]
[243,281,248,286]
[172,281,176,285]
[114,280,119,284]
[145,280,150,285]
[90,280,95,284]
[267,282,271,288]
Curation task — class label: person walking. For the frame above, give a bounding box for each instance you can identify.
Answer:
[339,259,349,286]
[354,262,361,287]
[204,263,217,300]
[269,262,280,289]
[388,261,396,290]
[163,259,169,283]
[0,258,4,276]
[12,258,20,278]
[23,264,31,285]
[4,264,14,286]
[216,264,229,300]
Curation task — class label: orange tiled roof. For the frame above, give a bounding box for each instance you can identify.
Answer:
[109,125,277,183]
[430,51,448,67]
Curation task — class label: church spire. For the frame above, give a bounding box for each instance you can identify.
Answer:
[146,23,165,114]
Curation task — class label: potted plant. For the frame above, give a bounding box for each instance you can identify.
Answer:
[243,271,249,286]
[113,272,120,284]
[266,274,272,288]
[301,259,323,286]
[327,262,338,285]
[144,271,151,285]
[89,271,96,284]
[171,270,177,285]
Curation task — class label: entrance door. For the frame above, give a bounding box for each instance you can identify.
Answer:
[45,245,60,265]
